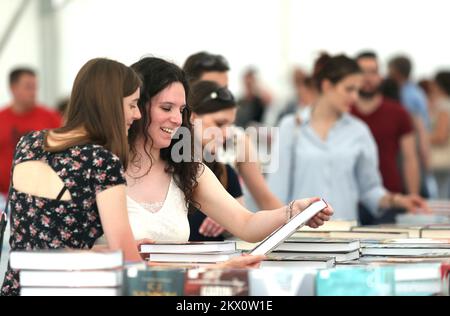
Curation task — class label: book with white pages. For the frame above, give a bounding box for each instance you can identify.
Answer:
[270,250,360,262]
[249,268,318,296]
[289,231,332,238]
[357,255,450,263]
[10,250,123,270]
[261,256,335,269]
[300,220,357,232]
[250,199,328,256]
[351,225,424,238]
[328,231,409,240]
[361,244,450,256]
[225,238,261,251]
[280,238,360,253]
[361,238,450,247]
[427,200,450,214]
[421,225,450,239]
[20,270,123,288]
[396,213,450,225]
[148,250,241,263]
[21,287,122,296]
[140,241,236,254]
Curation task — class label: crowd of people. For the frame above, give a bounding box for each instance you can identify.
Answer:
[0,49,448,296]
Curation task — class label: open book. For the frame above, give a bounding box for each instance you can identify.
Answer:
[250,199,328,255]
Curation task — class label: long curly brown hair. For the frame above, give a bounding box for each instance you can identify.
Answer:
[128,57,201,211]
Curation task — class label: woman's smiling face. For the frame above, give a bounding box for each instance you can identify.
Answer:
[148,82,186,149]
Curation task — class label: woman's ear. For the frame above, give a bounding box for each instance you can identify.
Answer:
[321,79,333,93]
[189,112,198,125]
[190,112,198,125]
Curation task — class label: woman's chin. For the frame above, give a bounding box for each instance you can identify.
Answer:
[150,139,170,150]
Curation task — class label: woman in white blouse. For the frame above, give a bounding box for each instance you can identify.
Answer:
[124,57,333,268]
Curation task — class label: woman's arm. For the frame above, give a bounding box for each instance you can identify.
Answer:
[400,132,420,194]
[96,184,142,262]
[236,134,284,209]
[413,115,432,171]
[430,111,449,145]
[355,129,430,215]
[237,160,284,209]
[194,165,332,243]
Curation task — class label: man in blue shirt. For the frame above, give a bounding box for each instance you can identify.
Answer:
[388,56,431,129]
[388,55,433,198]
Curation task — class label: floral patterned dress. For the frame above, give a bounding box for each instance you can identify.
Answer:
[1,130,126,296]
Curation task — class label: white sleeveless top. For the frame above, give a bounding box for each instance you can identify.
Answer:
[127,176,190,242]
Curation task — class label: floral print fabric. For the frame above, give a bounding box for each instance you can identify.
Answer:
[1,130,126,296]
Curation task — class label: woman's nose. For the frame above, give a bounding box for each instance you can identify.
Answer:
[171,111,182,125]
[134,108,142,120]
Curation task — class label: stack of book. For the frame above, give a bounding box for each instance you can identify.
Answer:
[269,238,361,263]
[290,220,357,239]
[393,262,443,296]
[261,256,335,269]
[316,263,447,296]
[360,238,450,257]
[396,213,450,225]
[299,220,358,232]
[394,200,450,225]
[327,230,409,240]
[421,224,450,238]
[350,224,424,238]
[123,263,186,296]
[140,241,240,265]
[226,238,261,252]
[316,266,395,295]
[428,200,450,215]
[10,250,123,296]
[124,264,251,296]
[342,223,450,239]
[184,268,249,296]
[249,267,318,296]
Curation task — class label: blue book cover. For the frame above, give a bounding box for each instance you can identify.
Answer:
[316,267,396,296]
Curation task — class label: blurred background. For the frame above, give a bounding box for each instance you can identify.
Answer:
[1,0,449,117]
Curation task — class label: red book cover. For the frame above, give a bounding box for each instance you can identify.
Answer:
[441,262,450,296]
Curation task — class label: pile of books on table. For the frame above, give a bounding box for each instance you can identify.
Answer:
[11,250,123,296]
[267,238,360,265]
[140,241,240,266]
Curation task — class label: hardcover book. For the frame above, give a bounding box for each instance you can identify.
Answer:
[184,268,249,296]
[280,238,360,252]
[148,251,241,263]
[261,255,335,269]
[10,250,123,270]
[140,241,236,254]
[249,268,317,296]
[20,270,123,287]
[351,224,424,238]
[124,266,186,296]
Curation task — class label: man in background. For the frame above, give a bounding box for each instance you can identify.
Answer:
[389,55,434,198]
[0,68,61,197]
[183,51,230,87]
[352,51,421,224]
